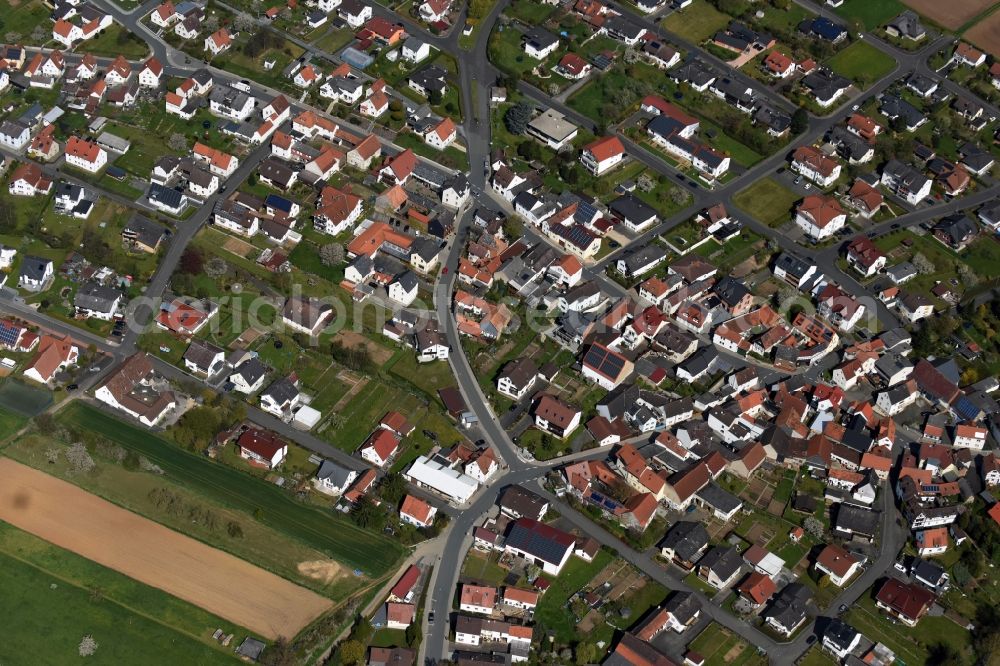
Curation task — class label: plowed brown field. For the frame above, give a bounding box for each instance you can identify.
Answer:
[0,457,333,639]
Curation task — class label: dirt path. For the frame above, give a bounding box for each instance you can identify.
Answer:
[0,458,333,640]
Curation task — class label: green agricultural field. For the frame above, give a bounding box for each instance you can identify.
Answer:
[0,525,237,665]
[663,1,731,42]
[732,178,800,227]
[53,403,406,578]
[826,41,896,88]
[833,0,905,30]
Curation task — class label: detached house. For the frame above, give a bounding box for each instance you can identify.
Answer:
[795,194,846,241]
[533,394,581,439]
[791,146,841,188]
[237,429,287,469]
[65,136,107,173]
[580,135,625,176]
[204,28,232,55]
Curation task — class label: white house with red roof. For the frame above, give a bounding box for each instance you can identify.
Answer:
[556,52,591,79]
[547,254,583,287]
[814,544,859,586]
[845,236,886,277]
[139,57,163,87]
[359,90,389,117]
[464,448,499,483]
[150,1,178,26]
[23,335,78,385]
[580,135,625,176]
[419,0,451,22]
[204,28,232,55]
[954,422,987,450]
[795,194,846,240]
[763,50,795,78]
[400,494,437,527]
[65,136,107,173]
[791,146,841,188]
[359,428,400,468]
[293,63,319,88]
[424,116,457,150]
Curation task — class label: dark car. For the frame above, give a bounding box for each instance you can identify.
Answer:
[428,612,435,624]
[806,635,817,645]
[609,240,621,249]
[67,384,79,391]
[891,223,900,229]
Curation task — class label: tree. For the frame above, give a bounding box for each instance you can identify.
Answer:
[912,252,935,274]
[337,639,365,665]
[233,12,256,33]
[379,472,408,504]
[351,496,386,530]
[261,637,294,666]
[791,108,808,135]
[504,102,533,135]
[0,199,15,233]
[179,247,204,275]
[468,0,492,19]
[203,14,220,33]
[78,635,98,657]
[668,185,688,206]
[205,257,229,279]
[319,243,344,266]
[167,133,187,151]
[575,643,597,665]
[803,516,824,539]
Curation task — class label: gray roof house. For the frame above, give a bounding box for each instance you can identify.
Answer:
[314,459,358,495]
[74,281,121,319]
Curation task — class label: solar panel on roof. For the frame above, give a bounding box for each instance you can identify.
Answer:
[0,323,18,346]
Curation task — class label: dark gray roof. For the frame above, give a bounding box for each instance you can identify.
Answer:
[699,546,742,580]
[122,215,166,247]
[262,376,299,404]
[763,582,811,629]
[523,27,559,50]
[662,591,700,623]
[823,618,859,651]
[834,502,879,536]
[714,276,750,308]
[148,183,185,208]
[504,518,573,566]
[19,256,52,281]
[316,459,355,487]
[695,482,742,514]
[658,520,709,562]
[609,193,657,224]
[233,357,267,385]
[409,66,448,93]
[74,281,120,312]
[498,484,547,519]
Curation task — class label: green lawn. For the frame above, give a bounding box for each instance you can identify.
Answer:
[489,26,541,75]
[826,41,897,88]
[77,22,151,59]
[534,550,613,642]
[54,403,406,578]
[799,646,838,666]
[506,0,556,25]
[688,622,768,666]
[732,178,800,227]
[313,27,355,53]
[0,0,51,38]
[663,2,731,42]
[461,551,510,586]
[833,0,905,30]
[0,525,237,665]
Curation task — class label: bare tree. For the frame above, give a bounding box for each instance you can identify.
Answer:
[803,516,824,539]
[167,133,188,151]
[203,14,220,33]
[78,635,99,657]
[66,442,95,474]
[319,243,344,266]
[233,12,256,33]
[204,257,229,279]
[912,252,935,274]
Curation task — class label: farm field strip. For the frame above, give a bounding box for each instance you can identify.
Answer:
[0,457,333,640]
